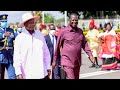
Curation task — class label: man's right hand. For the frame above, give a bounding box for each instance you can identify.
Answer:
[52,61,56,69]
[4,32,11,37]
[16,74,23,79]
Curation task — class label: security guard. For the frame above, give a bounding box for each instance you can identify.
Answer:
[0,14,16,79]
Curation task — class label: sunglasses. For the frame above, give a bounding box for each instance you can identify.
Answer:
[51,29,55,30]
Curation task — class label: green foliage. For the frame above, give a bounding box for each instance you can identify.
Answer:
[60,11,120,19]
[15,22,19,25]
[44,13,55,23]
[83,31,88,35]
[31,11,42,23]
[8,23,14,25]
[55,18,64,23]
[115,29,120,32]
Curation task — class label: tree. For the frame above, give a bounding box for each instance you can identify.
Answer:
[55,18,65,26]
[31,11,42,23]
[8,23,14,25]
[60,11,120,19]
[44,13,55,23]
[15,22,19,25]
[55,18,64,23]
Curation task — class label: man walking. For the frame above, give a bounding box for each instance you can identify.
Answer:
[13,13,51,79]
[86,22,100,68]
[52,12,95,79]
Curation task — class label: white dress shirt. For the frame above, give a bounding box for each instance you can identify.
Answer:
[13,29,51,79]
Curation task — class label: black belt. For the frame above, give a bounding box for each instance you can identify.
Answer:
[3,47,13,50]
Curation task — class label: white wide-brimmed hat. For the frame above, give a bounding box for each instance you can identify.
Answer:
[18,13,40,27]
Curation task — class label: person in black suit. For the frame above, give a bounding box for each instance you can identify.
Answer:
[44,24,60,79]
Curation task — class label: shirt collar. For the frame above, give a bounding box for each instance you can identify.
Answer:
[24,28,35,35]
[67,25,78,32]
[49,33,54,38]
[67,25,72,31]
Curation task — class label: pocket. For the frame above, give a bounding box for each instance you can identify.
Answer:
[65,35,74,45]
[65,35,74,41]
[75,35,83,44]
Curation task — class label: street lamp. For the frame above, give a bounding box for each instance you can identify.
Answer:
[42,11,44,24]
[65,11,67,26]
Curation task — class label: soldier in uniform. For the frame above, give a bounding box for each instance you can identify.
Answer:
[0,14,16,79]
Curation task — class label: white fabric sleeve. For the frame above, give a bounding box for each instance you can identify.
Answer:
[42,35,51,70]
[13,37,22,76]
[2,34,5,38]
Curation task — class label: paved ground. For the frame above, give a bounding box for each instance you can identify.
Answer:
[80,71,120,79]
[80,50,120,79]
[4,49,120,79]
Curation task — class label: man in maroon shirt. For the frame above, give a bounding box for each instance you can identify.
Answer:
[52,12,95,79]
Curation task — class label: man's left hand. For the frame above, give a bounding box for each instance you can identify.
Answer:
[47,69,51,79]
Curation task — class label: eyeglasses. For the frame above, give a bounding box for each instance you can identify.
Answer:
[51,29,55,30]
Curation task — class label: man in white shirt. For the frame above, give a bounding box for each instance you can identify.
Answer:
[13,13,51,79]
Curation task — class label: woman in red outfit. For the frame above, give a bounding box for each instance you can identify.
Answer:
[99,23,120,71]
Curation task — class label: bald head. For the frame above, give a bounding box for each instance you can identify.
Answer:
[69,13,79,19]
[69,13,79,28]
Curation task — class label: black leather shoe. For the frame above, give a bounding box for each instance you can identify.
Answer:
[89,64,95,68]
[95,65,101,68]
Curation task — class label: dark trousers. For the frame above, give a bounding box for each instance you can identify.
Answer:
[0,63,16,79]
[53,64,60,79]
[43,75,50,79]
[0,63,1,79]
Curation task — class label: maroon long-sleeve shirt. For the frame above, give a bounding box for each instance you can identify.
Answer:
[53,25,92,67]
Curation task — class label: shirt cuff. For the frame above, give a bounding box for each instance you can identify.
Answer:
[46,64,51,70]
[2,34,5,38]
[15,67,22,76]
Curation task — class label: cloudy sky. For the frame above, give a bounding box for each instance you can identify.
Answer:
[0,11,64,24]
[44,11,64,19]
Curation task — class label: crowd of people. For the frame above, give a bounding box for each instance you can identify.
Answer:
[86,19,120,71]
[0,12,120,79]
